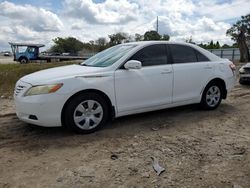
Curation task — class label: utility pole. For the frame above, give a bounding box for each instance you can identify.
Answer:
[156,16,159,33]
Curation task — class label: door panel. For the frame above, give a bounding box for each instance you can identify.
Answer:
[172,62,214,102]
[115,65,173,113]
[169,44,214,102]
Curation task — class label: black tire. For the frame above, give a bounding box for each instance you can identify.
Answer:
[63,93,109,134]
[200,82,223,110]
[19,57,28,64]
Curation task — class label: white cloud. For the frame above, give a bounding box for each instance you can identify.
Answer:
[71,21,85,30]
[0,24,60,49]
[0,1,63,32]
[61,0,234,45]
[0,0,249,51]
[64,0,138,24]
[111,0,233,44]
[195,0,250,22]
[116,15,231,44]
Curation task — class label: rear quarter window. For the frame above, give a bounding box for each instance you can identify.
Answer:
[195,50,210,62]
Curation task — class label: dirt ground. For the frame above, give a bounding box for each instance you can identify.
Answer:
[0,56,16,64]
[0,83,250,188]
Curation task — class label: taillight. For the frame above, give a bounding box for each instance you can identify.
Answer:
[229,63,236,73]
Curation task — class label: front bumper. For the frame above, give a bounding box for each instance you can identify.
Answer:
[14,81,67,127]
[239,74,250,82]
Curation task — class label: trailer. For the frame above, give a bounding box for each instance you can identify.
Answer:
[9,42,89,64]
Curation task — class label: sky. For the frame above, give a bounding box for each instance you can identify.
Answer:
[0,0,249,51]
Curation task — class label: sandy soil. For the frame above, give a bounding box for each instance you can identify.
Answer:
[0,56,16,64]
[0,84,250,188]
[0,98,15,117]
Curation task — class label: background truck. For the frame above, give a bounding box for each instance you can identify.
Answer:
[9,43,44,64]
[9,42,89,64]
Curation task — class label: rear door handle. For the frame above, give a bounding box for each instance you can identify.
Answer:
[204,65,213,69]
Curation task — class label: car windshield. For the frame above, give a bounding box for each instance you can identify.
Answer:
[81,44,137,67]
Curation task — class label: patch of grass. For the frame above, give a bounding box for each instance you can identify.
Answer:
[0,61,78,96]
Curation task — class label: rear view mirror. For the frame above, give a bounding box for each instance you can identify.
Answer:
[124,60,142,70]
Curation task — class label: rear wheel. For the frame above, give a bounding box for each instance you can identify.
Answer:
[19,57,28,64]
[200,82,222,110]
[63,93,108,134]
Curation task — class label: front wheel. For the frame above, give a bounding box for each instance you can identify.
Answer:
[200,83,222,110]
[63,93,109,134]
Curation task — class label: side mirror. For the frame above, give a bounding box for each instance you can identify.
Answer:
[124,60,142,70]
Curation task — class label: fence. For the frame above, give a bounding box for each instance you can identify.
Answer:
[208,48,249,61]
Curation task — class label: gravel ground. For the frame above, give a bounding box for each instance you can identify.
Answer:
[0,84,250,188]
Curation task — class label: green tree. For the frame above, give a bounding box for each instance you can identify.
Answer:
[144,30,161,41]
[95,37,107,51]
[124,35,133,43]
[185,36,194,44]
[50,37,84,54]
[135,33,144,41]
[198,43,206,49]
[200,42,236,49]
[215,41,220,49]
[221,44,230,48]
[226,13,250,62]
[208,40,214,49]
[108,33,127,46]
[161,34,170,41]
[89,40,95,46]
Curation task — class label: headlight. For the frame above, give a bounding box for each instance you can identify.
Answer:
[239,68,245,74]
[24,83,63,96]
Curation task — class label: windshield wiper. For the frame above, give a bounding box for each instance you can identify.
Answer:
[80,63,91,66]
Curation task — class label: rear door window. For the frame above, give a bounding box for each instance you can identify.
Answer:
[170,44,197,63]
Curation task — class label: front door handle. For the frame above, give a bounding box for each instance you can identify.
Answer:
[161,69,173,74]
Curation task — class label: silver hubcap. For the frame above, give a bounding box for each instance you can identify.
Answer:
[73,100,103,130]
[206,86,221,107]
[21,59,26,63]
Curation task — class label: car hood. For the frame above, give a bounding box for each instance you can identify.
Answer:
[243,63,250,68]
[21,64,107,85]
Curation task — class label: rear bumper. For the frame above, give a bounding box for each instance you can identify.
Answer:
[226,75,236,92]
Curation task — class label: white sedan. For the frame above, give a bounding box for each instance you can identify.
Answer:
[239,63,250,84]
[14,41,236,133]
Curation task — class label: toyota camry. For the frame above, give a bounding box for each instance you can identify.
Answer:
[14,41,236,133]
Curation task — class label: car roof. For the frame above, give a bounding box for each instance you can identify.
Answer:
[121,41,193,46]
[120,41,221,61]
